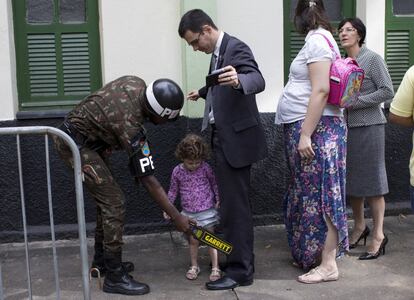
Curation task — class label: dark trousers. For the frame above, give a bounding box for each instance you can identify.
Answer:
[53,136,125,253]
[212,131,254,282]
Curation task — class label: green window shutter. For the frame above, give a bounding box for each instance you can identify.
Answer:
[28,34,58,97]
[385,0,414,90]
[12,0,102,112]
[283,0,356,83]
[386,30,410,90]
[62,33,91,95]
[289,31,304,62]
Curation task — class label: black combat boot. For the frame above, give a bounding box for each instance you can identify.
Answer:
[102,251,150,295]
[90,243,134,277]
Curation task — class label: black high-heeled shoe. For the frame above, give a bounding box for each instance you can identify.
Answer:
[349,226,370,249]
[358,235,388,260]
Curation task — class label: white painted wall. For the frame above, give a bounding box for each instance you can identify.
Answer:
[356,0,367,24]
[357,0,386,58]
[100,0,282,113]
[0,1,17,121]
[99,0,183,87]
[217,0,283,113]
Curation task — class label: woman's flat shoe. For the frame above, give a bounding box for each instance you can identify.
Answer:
[359,235,388,260]
[297,267,339,284]
[349,226,370,249]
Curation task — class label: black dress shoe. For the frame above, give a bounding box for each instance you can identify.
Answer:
[359,235,388,260]
[349,226,370,249]
[205,276,253,290]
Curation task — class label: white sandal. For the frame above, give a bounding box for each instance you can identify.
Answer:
[186,265,200,280]
[297,267,339,284]
[209,267,221,281]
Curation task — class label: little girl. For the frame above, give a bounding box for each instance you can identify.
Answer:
[164,133,221,281]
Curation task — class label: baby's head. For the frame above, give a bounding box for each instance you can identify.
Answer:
[175,134,210,170]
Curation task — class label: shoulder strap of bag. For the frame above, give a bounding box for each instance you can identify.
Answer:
[312,32,340,60]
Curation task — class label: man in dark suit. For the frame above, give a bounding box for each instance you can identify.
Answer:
[178,9,268,290]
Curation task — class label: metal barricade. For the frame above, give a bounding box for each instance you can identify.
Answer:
[0,126,90,300]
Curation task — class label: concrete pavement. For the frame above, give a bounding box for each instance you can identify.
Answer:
[1,214,414,300]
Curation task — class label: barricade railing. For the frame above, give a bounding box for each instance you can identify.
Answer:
[0,126,90,300]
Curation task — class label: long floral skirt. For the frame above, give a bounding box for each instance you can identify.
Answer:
[283,116,349,270]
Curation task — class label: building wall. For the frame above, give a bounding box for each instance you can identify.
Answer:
[0,0,17,121]
[357,0,386,58]
[217,1,283,113]
[0,0,390,120]
[99,0,183,86]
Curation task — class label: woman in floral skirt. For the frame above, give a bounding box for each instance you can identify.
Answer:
[275,0,349,283]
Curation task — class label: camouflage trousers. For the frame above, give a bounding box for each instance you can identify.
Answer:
[53,136,125,253]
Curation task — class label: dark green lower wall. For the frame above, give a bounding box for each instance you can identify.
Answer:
[0,111,411,242]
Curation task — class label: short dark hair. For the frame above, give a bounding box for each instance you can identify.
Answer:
[294,0,332,35]
[178,9,218,37]
[175,133,210,161]
[338,17,366,47]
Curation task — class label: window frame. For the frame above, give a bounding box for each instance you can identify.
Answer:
[12,0,102,115]
[385,0,414,90]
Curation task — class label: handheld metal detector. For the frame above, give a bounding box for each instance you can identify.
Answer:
[190,224,233,255]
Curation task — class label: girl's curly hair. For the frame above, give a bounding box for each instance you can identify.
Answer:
[175,133,210,161]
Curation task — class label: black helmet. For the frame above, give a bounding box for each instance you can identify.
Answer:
[145,78,184,121]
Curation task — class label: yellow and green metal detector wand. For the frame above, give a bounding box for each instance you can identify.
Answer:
[189,222,233,255]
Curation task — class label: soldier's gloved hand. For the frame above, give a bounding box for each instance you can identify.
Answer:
[173,214,192,233]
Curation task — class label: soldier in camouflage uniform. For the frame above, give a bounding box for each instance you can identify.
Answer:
[54,75,189,295]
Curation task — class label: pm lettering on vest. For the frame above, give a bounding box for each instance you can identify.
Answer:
[139,156,154,173]
[129,132,156,177]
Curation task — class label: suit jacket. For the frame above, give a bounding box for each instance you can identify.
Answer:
[199,33,268,168]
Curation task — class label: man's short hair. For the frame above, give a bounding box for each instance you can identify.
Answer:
[178,9,218,37]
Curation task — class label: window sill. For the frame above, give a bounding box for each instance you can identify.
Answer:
[16,109,70,120]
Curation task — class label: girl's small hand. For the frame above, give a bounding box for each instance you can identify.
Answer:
[298,134,315,160]
[163,211,171,220]
[215,201,220,209]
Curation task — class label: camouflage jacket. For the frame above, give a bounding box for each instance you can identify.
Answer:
[67,75,147,156]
